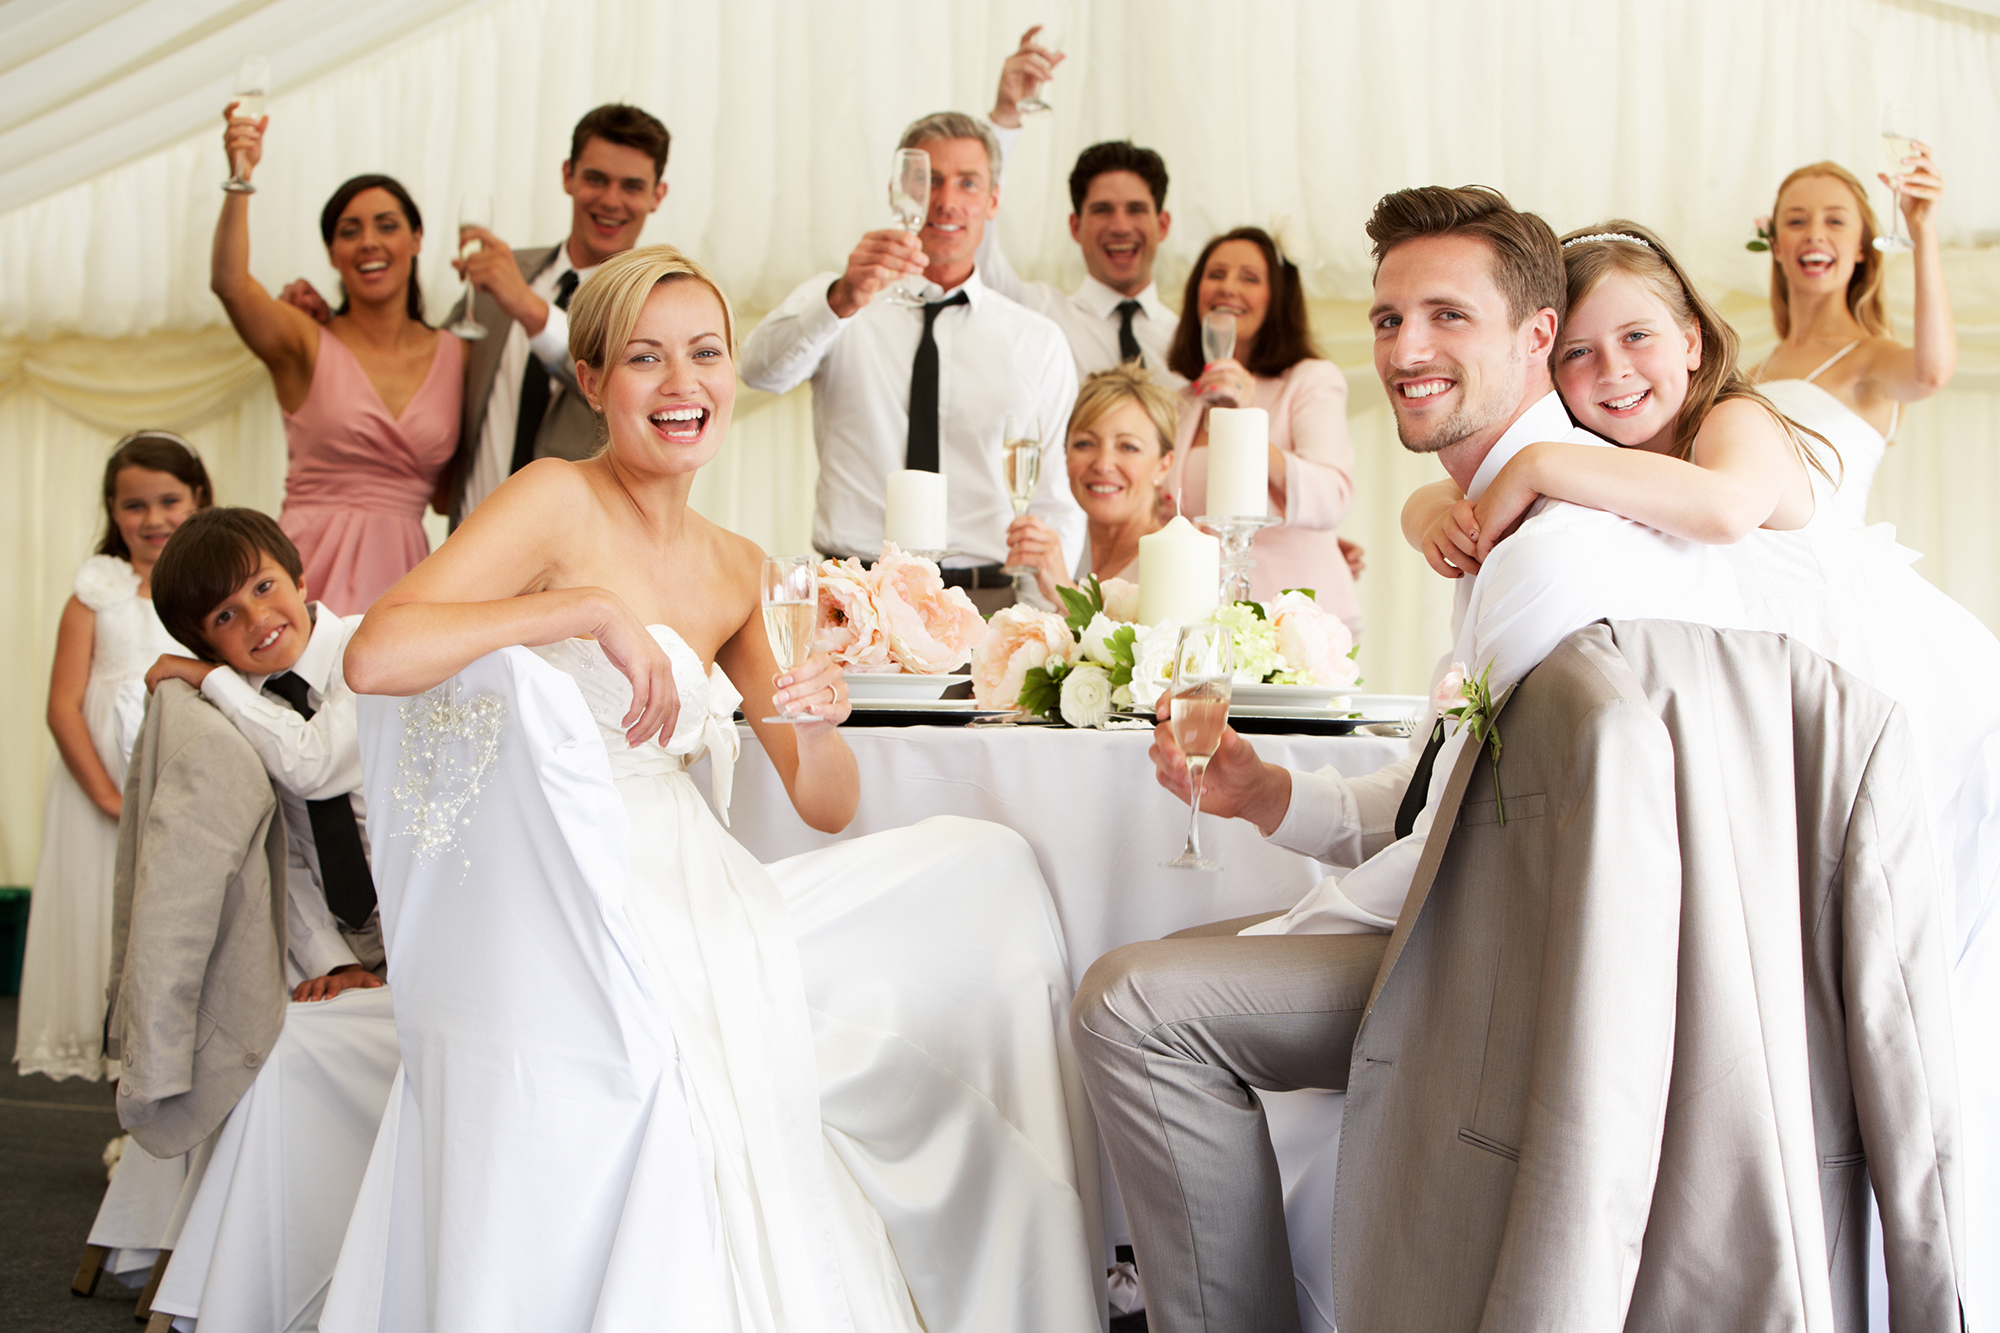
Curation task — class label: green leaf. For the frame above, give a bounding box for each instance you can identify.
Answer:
[1745,240,1769,252]
[1279,587,1317,600]
[1235,599,1267,620]
[1018,664,1064,720]
[1057,574,1107,638]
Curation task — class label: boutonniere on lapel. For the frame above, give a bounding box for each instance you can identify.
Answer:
[1432,660,1506,824]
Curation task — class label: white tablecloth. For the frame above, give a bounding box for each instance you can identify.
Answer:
[705,724,1408,987]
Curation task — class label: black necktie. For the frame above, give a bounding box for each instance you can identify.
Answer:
[1115,299,1143,365]
[511,268,582,475]
[905,290,970,473]
[1394,720,1450,840]
[263,671,377,930]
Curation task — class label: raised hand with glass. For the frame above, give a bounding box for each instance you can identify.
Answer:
[1000,413,1043,574]
[1163,622,1235,870]
[885,149,932,307]
[221,55,270,194]
[447,194,492,340]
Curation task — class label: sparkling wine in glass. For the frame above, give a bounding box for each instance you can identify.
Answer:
[1019,18,1065,115]
[1875,102,1918,254]
[1199,309,1243,407]
[1000,413,1042,575]
[761,556,821,724]
[448,194,492,339]
[885,148,932,307]
[221,55,270,194]
[1162,623,1235,870]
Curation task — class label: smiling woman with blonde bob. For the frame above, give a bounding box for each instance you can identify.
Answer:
[341,247,1101,1330]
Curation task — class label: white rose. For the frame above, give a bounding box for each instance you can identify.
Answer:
[1079,612,1120,666]
[1110,683,1135,710]
[1127,619,1181,711]
[1059,664,1115,729]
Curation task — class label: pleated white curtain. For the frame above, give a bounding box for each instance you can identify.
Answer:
[4,0,2000,881]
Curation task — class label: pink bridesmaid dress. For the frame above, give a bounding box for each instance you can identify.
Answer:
[280,329,463,615]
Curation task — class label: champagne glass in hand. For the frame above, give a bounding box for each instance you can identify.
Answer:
[1876,101,1918,253]
[885,149,932,307]
[1199,310,1242,407]
[1000,413,1043,574]
[761,557,821,724]
[1018,18,1065,114]
[1162,623,1235,870]
[222,55,270,193]
[448,195,491,339]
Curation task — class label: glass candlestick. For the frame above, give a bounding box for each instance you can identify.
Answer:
[1195,515,1279,604]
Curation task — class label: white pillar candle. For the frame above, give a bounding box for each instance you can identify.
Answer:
[884,469,948,552]
[1137,515,1221,626]
[1204,407,1270,519]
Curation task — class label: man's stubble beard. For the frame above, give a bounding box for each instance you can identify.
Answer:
[1390,346,1528,457]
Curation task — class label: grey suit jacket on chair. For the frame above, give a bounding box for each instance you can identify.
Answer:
[1333,619,1964,1332]
[105,680,290,1159]
[444,243,601,523]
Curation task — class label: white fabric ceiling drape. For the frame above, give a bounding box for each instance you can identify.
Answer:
[3,0,1999,882]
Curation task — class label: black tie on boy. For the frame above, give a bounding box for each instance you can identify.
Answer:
[262,671,377,930]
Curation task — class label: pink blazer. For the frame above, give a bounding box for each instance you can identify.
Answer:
[1167,358,1361,634]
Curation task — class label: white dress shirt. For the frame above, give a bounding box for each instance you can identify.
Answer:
[979,122,1184,385]
[461,246,598,518]
[201,603,370,982]
[738,268,1085,567]
[1244,391,1748,935]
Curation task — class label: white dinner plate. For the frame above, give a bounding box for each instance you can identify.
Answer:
[1229,682,1354,709]
[843,672,971,701]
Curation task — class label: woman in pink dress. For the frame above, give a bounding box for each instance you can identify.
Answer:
[211,104,462,615]
[1164,226,1361,635]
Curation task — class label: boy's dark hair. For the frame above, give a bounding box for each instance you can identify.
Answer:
[97,432,212,561]
[1167,226,1319,381]
[318,174,428,324]
[153,508,304,663]
[1068,140,1168,214]
[569,104,671,182]
[1364,185,1564,330]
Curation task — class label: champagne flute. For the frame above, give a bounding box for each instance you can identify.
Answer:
[1199,309,1242,407]
[885,148,932,307]
[221,55,270,194]
[1162,623,1235,870]
[1875,101,1918,254]
[761,556,821,724]
[447,194,492,339]
[1000,413,1043,575]
[1019,17,1064,115]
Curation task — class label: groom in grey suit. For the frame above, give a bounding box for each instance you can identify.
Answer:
[1069,187,1753,1332]
[442,103,671,524]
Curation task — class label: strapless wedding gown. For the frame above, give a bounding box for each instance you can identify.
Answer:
[1759,340,1894,529]
[1726,465,1999,1328]
[326,627,1099,1333]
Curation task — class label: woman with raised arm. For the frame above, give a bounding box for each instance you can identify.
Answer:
[1164,227,1361,631]
[334,246,1098,1333]
[211,105,461,615]
[1754,156,1955,526]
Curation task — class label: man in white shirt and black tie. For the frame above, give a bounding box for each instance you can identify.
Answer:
[739,111,1083,613]
[978,28,1180,384]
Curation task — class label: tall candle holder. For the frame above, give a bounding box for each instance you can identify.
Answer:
[1195,515,1279,604]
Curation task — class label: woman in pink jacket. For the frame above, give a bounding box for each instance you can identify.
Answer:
[1166,226,1360,633]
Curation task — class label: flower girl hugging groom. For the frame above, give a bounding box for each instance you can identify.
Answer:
[144,507,387,1000]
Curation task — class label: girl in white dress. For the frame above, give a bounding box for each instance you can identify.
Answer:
[333,246,1100,1332]
[1754,156,1956,525]
[1410,220,1997,1330]
[15,433,209,1081]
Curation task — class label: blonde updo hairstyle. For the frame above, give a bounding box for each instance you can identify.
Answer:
[1767,162,1892,340]
[1561,220,1837,483]
[1066,363,1182,457]
[566,245,737,451]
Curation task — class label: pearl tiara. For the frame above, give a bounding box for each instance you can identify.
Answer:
[1561,232,1653,250]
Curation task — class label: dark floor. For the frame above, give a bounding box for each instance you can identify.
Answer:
[0,995,150,1332]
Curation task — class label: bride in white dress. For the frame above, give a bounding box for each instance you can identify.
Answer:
[328,246,1101,1332]
[1753,155,1956,525]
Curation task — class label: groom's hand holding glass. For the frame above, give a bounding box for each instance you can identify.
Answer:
[1149,709,1294,838]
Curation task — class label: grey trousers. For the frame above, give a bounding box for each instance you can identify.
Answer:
[1069,914,1388,1333]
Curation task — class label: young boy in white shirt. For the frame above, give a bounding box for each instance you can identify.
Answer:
[146,507,385,1001]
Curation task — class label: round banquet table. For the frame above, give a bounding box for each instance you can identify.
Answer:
[697,720,1408,1332]
[701,723,1409,986]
